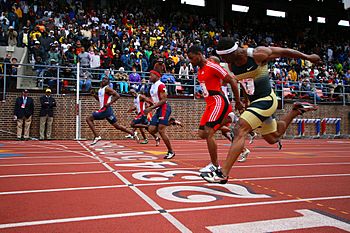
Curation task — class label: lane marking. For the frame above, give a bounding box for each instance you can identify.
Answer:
[0,162,100,167]
[0,195,349,229]
[78,141,191,233]
[0,155,93,160]
[167,195,350,213]
[0,184,127,195]
[1,172,348,199]
[0,170,110,178]
[0,210,159,229]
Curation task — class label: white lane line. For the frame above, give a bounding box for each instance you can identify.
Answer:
[2,173,349,195]
[27,144,98,160]
[167,195,350,213]
[0,162,100,167]
[0,170,110,178]
[0,184,127,195]
[115,162,350,173]
[78,141,191,233]
[231,162,350,168]
[0,210,159,229]
[237,173,350,181]
[0,195,349,229]
[0,155,93,159]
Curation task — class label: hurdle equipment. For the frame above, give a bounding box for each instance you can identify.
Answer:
[292,118,321,138]
[321,118,341,138]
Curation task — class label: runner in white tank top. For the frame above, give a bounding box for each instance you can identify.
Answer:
[127,89,159,145]
[87,77,136,145]
[144,70,175,159]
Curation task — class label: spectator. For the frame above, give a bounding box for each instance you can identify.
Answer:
[9,57,18,91]
[78,47,91,68]
[90,49,100,69]
[139,54,149,78]
[129,66,141,90]
[100,69,114,89]
[17,26,29,47]
[39,88,56,140]
[0,26,7,46]
[161,71,176,96]
[115,67,129,94]
[7,25,17,46]
[153,57,166,74]
[14,90,34,140]
[79,70,92,92]
[179,62,189,79]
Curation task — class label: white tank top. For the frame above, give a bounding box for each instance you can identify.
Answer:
[150,80,166,107]
[134,94,145,114]
[98,86,112,109]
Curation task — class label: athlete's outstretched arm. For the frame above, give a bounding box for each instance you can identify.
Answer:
[127,106,136,113]
[253,46,321,64]
[144,91,167,115]
[140,94,154,107]
[90,89,99,101]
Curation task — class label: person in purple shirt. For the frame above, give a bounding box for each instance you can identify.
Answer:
[129,66,141,90]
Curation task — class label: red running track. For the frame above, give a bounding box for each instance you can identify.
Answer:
[0,139,349,232]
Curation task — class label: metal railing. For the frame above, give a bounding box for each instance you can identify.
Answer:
[1,62,349,105]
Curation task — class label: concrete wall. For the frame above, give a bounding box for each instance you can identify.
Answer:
[0,93,349,140]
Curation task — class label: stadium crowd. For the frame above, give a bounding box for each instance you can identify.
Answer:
[0,0,349,101]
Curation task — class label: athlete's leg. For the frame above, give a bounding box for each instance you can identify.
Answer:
[263,102,317,144]
[148,125,158,135]
[205,126,220,167]
[158,124,173,152]
[86,116,99,138]
[139,128,147,140]
[222,118,252,177]
[112,122,134,135]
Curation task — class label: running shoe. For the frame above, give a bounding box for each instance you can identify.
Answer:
[164,151,175,159]
[238,148,250,162]
[125,134,133,139]
[140,139,148,144]
[277,140,283,150]
[293,102,318,115]
[200,169,228,184]
[249,131,257,144]
[90,136,102,145]
[133,132,140,142]
[170,117,183,127]
[174,120,183,127]
[155,137,161,146]
[199,163,221,173]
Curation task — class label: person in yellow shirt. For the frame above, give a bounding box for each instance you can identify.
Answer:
[288,67,298,82]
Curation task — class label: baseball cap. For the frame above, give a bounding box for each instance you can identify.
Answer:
[23,89,28,93]
[45,88,52,93]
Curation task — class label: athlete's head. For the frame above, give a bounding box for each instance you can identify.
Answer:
[129,88,137,97]
[101,77,109,87]
[208,56,220,65]
[216,37,240,64]
[149,70,161,83]
[188,45,205,67]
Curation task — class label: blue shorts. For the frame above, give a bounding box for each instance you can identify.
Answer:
[92,107,117,124]
[150,104,171,126]
[132,114,149,125]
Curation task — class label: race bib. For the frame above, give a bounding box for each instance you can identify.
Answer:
[200,82,209,98]
[241,79,255,95]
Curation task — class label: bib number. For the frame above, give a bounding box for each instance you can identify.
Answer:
[241,79,255,95]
